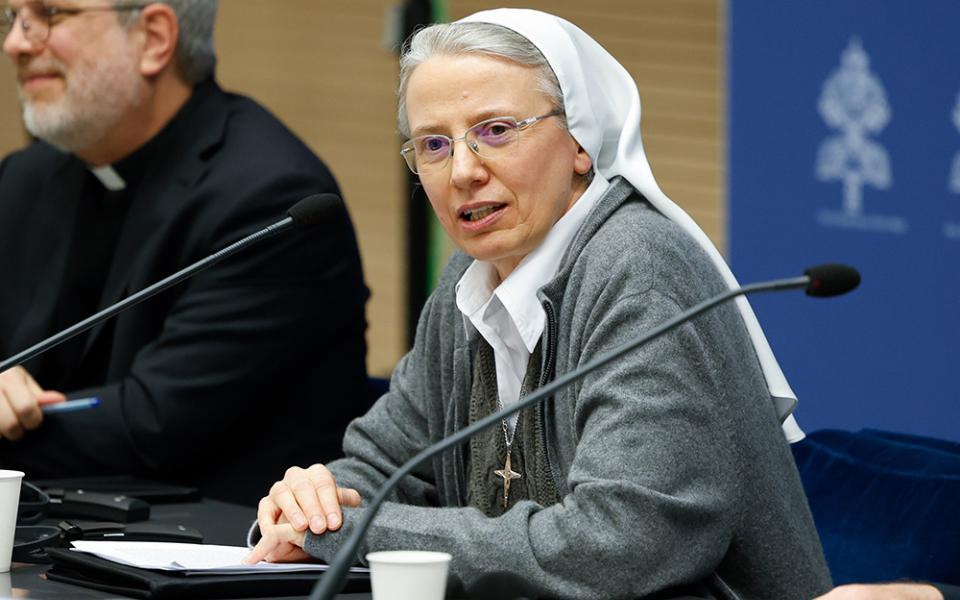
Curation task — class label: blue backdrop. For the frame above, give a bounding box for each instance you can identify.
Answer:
[728,1,960,441]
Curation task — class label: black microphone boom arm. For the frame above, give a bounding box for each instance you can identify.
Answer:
[309,271,834,600]
[0,193,341,375]
[0,217,294,375]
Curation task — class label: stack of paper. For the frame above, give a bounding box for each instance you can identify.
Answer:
[69,541,369,576]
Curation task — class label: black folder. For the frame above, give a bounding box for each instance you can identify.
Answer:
[44,547,370,599]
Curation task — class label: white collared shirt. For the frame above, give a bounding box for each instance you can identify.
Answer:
[455,173,610,430]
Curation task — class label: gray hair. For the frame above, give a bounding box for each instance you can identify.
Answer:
[397,22,565,138]
[116,0,218,84]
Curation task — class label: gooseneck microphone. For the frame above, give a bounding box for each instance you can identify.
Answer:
[0,193,341,375]
[309,264,861,600]
[803,263,860,297]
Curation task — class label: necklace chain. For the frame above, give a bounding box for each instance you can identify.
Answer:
[500,418,516,448]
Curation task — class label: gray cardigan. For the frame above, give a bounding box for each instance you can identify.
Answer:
[298,179,832,599]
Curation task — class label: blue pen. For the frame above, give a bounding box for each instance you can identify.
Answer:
[41,397,100,414]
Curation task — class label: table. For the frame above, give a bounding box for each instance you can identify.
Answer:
[6,497,370,599]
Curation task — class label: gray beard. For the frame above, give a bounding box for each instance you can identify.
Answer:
[19,53,143,155]
[22,101,114,153]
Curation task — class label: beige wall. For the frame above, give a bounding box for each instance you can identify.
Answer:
[0,47,25,149]
[0,0,725,378]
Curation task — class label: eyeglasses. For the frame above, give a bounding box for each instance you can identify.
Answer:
[400,110,563,175]
[1,2,144,44]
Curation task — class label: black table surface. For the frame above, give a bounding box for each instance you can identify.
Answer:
[7,496,370,599]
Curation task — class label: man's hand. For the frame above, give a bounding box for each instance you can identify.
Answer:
[0,366,65,440]
[816,583,944,600]
[242,464,362,564]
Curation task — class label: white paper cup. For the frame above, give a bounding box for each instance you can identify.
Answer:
[0,471,24,573]
[366,550,452,600]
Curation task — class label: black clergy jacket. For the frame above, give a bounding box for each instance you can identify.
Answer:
[0,80,370,504]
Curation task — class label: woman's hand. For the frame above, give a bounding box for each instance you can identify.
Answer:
[243,514,309,564]
[242,464,362,564]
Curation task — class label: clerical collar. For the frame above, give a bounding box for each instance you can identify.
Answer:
[84,79,216,193]
[85,112,172,192]
[89,165,126,191]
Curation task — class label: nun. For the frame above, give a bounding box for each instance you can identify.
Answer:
[245,9,832,600]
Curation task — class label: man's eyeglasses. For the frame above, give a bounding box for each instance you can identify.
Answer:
[1,2,144,44]
[400,110,563,175]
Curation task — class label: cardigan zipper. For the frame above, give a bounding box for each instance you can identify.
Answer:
[538,299,564,492]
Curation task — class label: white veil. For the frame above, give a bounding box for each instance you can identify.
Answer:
[459,9,804,441]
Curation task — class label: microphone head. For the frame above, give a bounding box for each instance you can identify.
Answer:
[804,263,861,297]
[287,193,342,229]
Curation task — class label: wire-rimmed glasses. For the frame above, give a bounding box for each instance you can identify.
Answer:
[400,110,563,175]
[1,2,144,45]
